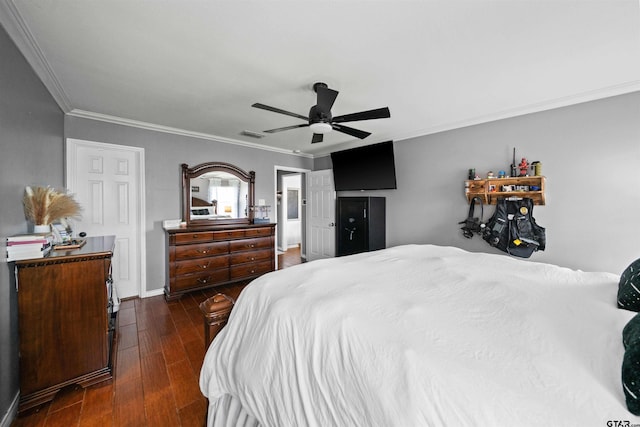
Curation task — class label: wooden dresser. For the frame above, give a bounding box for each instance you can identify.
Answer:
[165,223,276,300]
[14,235,117,412]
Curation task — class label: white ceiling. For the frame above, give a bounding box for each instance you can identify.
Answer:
[1,0,639,157]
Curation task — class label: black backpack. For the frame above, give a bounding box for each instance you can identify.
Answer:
[482,198,546,258]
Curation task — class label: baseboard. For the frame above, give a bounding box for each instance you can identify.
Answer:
[0,392,19,427]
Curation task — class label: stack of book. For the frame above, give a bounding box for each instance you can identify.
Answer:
[6,233,54,261]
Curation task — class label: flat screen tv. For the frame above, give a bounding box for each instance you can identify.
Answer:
[330,141,397,191]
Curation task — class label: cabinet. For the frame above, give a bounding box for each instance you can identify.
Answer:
[465,176,546,205]
[336,197,386,257]
[15,235,116,412]
[165,223,276,300]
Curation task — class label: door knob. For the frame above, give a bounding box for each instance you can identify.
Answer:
[329,222,335,227]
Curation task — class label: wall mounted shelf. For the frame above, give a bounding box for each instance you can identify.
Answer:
[465,176,546,205]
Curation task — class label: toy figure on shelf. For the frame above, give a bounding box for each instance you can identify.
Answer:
[518,158,529,176]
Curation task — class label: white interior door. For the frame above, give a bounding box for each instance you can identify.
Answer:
[306,169,336,261]
[66,138,146,299]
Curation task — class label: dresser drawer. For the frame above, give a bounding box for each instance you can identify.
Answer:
[175,255,229,275]
[230,260,273,280]
[229,248,272,264]
[174,241,228,260]
[175,231,214,244]
[213,229,246,240]
[245,227,274,238]
[229,237,272,252]
[173,270,230,292]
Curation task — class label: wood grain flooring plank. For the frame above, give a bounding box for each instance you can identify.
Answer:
[135,308,156,332]
[183,338,206,373]
[115,345,141,386]
[168,302,190,324]
[78,382,114,425]
[47,384,84,413]
[174,318,201,345]
[161,332,188,365]
[41,401,82,427]
[113,377,146,427]
[143,388,181,426]
[153,313,177,337]
[140,352,171,397]
[167,359,203,410]
[117,306,136,327]
[117,323,139,350]
[178,395,208,427]
[138,327,163,357]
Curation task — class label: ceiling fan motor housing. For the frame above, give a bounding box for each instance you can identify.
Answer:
[308,105,332,124]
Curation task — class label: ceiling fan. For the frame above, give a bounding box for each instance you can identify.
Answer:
[252,82,391,144]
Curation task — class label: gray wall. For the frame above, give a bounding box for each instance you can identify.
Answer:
[0,25,64,425]
[65,117,313,293]
[330,91,640,274]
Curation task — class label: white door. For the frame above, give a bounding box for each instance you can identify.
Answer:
[66,138,146,299]
[306,169,336,261]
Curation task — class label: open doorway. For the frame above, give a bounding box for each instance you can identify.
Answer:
[274,166,309,268]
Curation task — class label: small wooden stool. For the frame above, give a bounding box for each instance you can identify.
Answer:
[199,293,235,348]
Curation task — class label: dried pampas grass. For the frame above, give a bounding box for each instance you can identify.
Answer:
[23,186,81,225]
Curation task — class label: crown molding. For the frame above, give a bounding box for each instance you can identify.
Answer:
[67,109,314,158]
[0,0,72,112]
[394,80,640,143]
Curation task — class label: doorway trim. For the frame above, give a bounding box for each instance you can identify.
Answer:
[274,165,310,269]
[65,138,148,298]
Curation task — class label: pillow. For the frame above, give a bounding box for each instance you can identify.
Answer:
[624,314,640,350]
[618,259,640,311]
[623,314,640,415]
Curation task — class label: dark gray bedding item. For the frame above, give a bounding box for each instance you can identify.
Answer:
[618,259,640,311]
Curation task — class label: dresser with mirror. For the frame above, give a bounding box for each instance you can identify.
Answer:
[164,162,276,301]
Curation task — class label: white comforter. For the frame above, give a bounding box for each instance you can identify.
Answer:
[200,244,640,426]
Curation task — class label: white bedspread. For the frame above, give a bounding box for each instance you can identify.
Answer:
[200,244,640,426]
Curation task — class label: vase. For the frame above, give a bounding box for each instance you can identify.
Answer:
[33,224,50,234]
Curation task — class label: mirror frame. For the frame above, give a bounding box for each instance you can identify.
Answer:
[182,162,255,227]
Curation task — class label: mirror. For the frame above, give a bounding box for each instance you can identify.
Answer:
[182,162,255,227]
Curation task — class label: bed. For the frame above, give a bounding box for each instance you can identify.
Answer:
[200,244,640,426]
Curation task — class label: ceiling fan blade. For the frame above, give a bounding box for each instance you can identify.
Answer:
[311,133,324,144]
[252,103,309,121]
[331,123,371,139]
[264,123,310,133]
[332,107,391,123]
[316,85,339,112]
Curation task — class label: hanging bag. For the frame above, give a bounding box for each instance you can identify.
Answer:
[483,198,545,258]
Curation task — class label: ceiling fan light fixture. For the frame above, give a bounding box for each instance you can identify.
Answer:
[309,122,332,134]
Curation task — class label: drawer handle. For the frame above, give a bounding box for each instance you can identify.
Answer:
[197,278,209,284]
[250,257,255,261]
[249,244,255,248]
[199,249,210,254]
[250,269,256,274]
[201,261,211,269]
[192,234,199,239]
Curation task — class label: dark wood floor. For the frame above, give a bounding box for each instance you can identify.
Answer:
[11,247,302,427]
